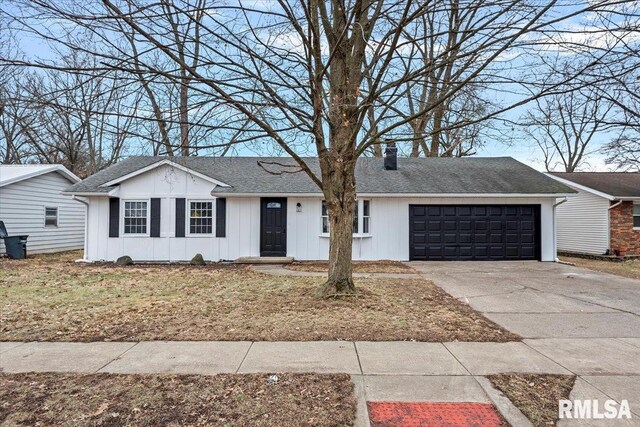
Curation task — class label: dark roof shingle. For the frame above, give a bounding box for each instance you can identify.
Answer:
[549,172,640,198]
[66,156,574,195]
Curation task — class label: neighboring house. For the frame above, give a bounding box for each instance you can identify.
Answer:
[547,172,640,256]
[63,151,574,262]
[0,165,85,254]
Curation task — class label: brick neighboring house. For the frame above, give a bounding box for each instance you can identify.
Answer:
[547,173,640,256]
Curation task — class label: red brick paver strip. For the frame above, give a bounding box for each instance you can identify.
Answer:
[367,402,507,427]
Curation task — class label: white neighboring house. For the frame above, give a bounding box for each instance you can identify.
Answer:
[546,172,640,256]
[64,151,575,263]
[0,164,85,255]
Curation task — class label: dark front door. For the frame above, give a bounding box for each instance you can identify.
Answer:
[409,204,540,261]
[260,198,287,256]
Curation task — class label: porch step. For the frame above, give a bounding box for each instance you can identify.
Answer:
[234,256,294,264]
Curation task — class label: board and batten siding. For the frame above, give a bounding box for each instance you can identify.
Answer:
[84,163,559,262]
[0,172,85,254]
[555,187,610,255]
[287,196,557,262]
[84,164,260,261]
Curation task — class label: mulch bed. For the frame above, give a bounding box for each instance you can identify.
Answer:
[488,373,576,427]
[285,260,416,273]
[0,372,356,427]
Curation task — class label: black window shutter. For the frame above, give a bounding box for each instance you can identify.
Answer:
[109,197,119,238]
[216,198,226,237]
[150,198,161,237]
[175,198,185,237]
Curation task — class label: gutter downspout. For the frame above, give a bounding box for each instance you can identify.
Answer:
[553,197,568,262]
[72,195,91,263]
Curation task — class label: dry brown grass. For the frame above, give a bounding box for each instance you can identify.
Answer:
[0,251,517,342]
[561,256,640,281]
[285,260,416,273]
[0,372,356,427]
[489,374,576,427]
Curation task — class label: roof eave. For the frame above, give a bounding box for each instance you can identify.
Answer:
[544,173,616,200]
[210,191,575,198]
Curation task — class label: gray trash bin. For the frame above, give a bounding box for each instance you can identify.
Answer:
[4,236,28,259]
[0,221,28,259]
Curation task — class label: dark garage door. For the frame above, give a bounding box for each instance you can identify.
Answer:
[409,205,540,261]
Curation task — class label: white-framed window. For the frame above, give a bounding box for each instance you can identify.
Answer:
[362,200,370,233]
[634,203,640,228]
[123,200,148,235]
[321,199,371,234]
[44,207,58,227]
[189,200,213,234]
[322,200,330,233]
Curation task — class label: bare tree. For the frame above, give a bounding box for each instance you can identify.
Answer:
[0,77,32,164]
[605,135,640,171]
[523,88,613,172]
[543,1,640,171]
[3,0,630,295]
[9,54,135,175]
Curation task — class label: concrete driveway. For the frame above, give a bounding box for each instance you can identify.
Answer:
[409,261,640,339]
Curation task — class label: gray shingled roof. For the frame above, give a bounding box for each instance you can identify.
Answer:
[549,172,640,198]
[65,156,575,195]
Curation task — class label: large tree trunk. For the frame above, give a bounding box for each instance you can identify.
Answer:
[314,147,358,298]
[314,182,357,298]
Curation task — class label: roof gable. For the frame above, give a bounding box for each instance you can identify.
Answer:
[0,164,80,188]
[99,159,230,188]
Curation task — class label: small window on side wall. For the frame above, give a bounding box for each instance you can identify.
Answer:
[45,207,58,227]
[633,203,640,228]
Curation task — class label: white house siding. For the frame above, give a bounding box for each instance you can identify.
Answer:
[0,172,85,254]
[287,196,557,262]
[85,164,261,261]
[555,187,610,255]
[85,164,558,262]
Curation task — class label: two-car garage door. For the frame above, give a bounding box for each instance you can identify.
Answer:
[409,205,540,261]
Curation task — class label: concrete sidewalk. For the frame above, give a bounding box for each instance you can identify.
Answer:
[2,340,638,426]
[7,339,636,376]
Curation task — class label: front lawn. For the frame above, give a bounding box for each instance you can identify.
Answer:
[489,374,576,427]
[561,256,640,281]
[0,252,517,342]
[1,372,355,427]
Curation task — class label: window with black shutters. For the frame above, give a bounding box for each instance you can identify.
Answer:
[124,201,148,234]
[189,201,213,234]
